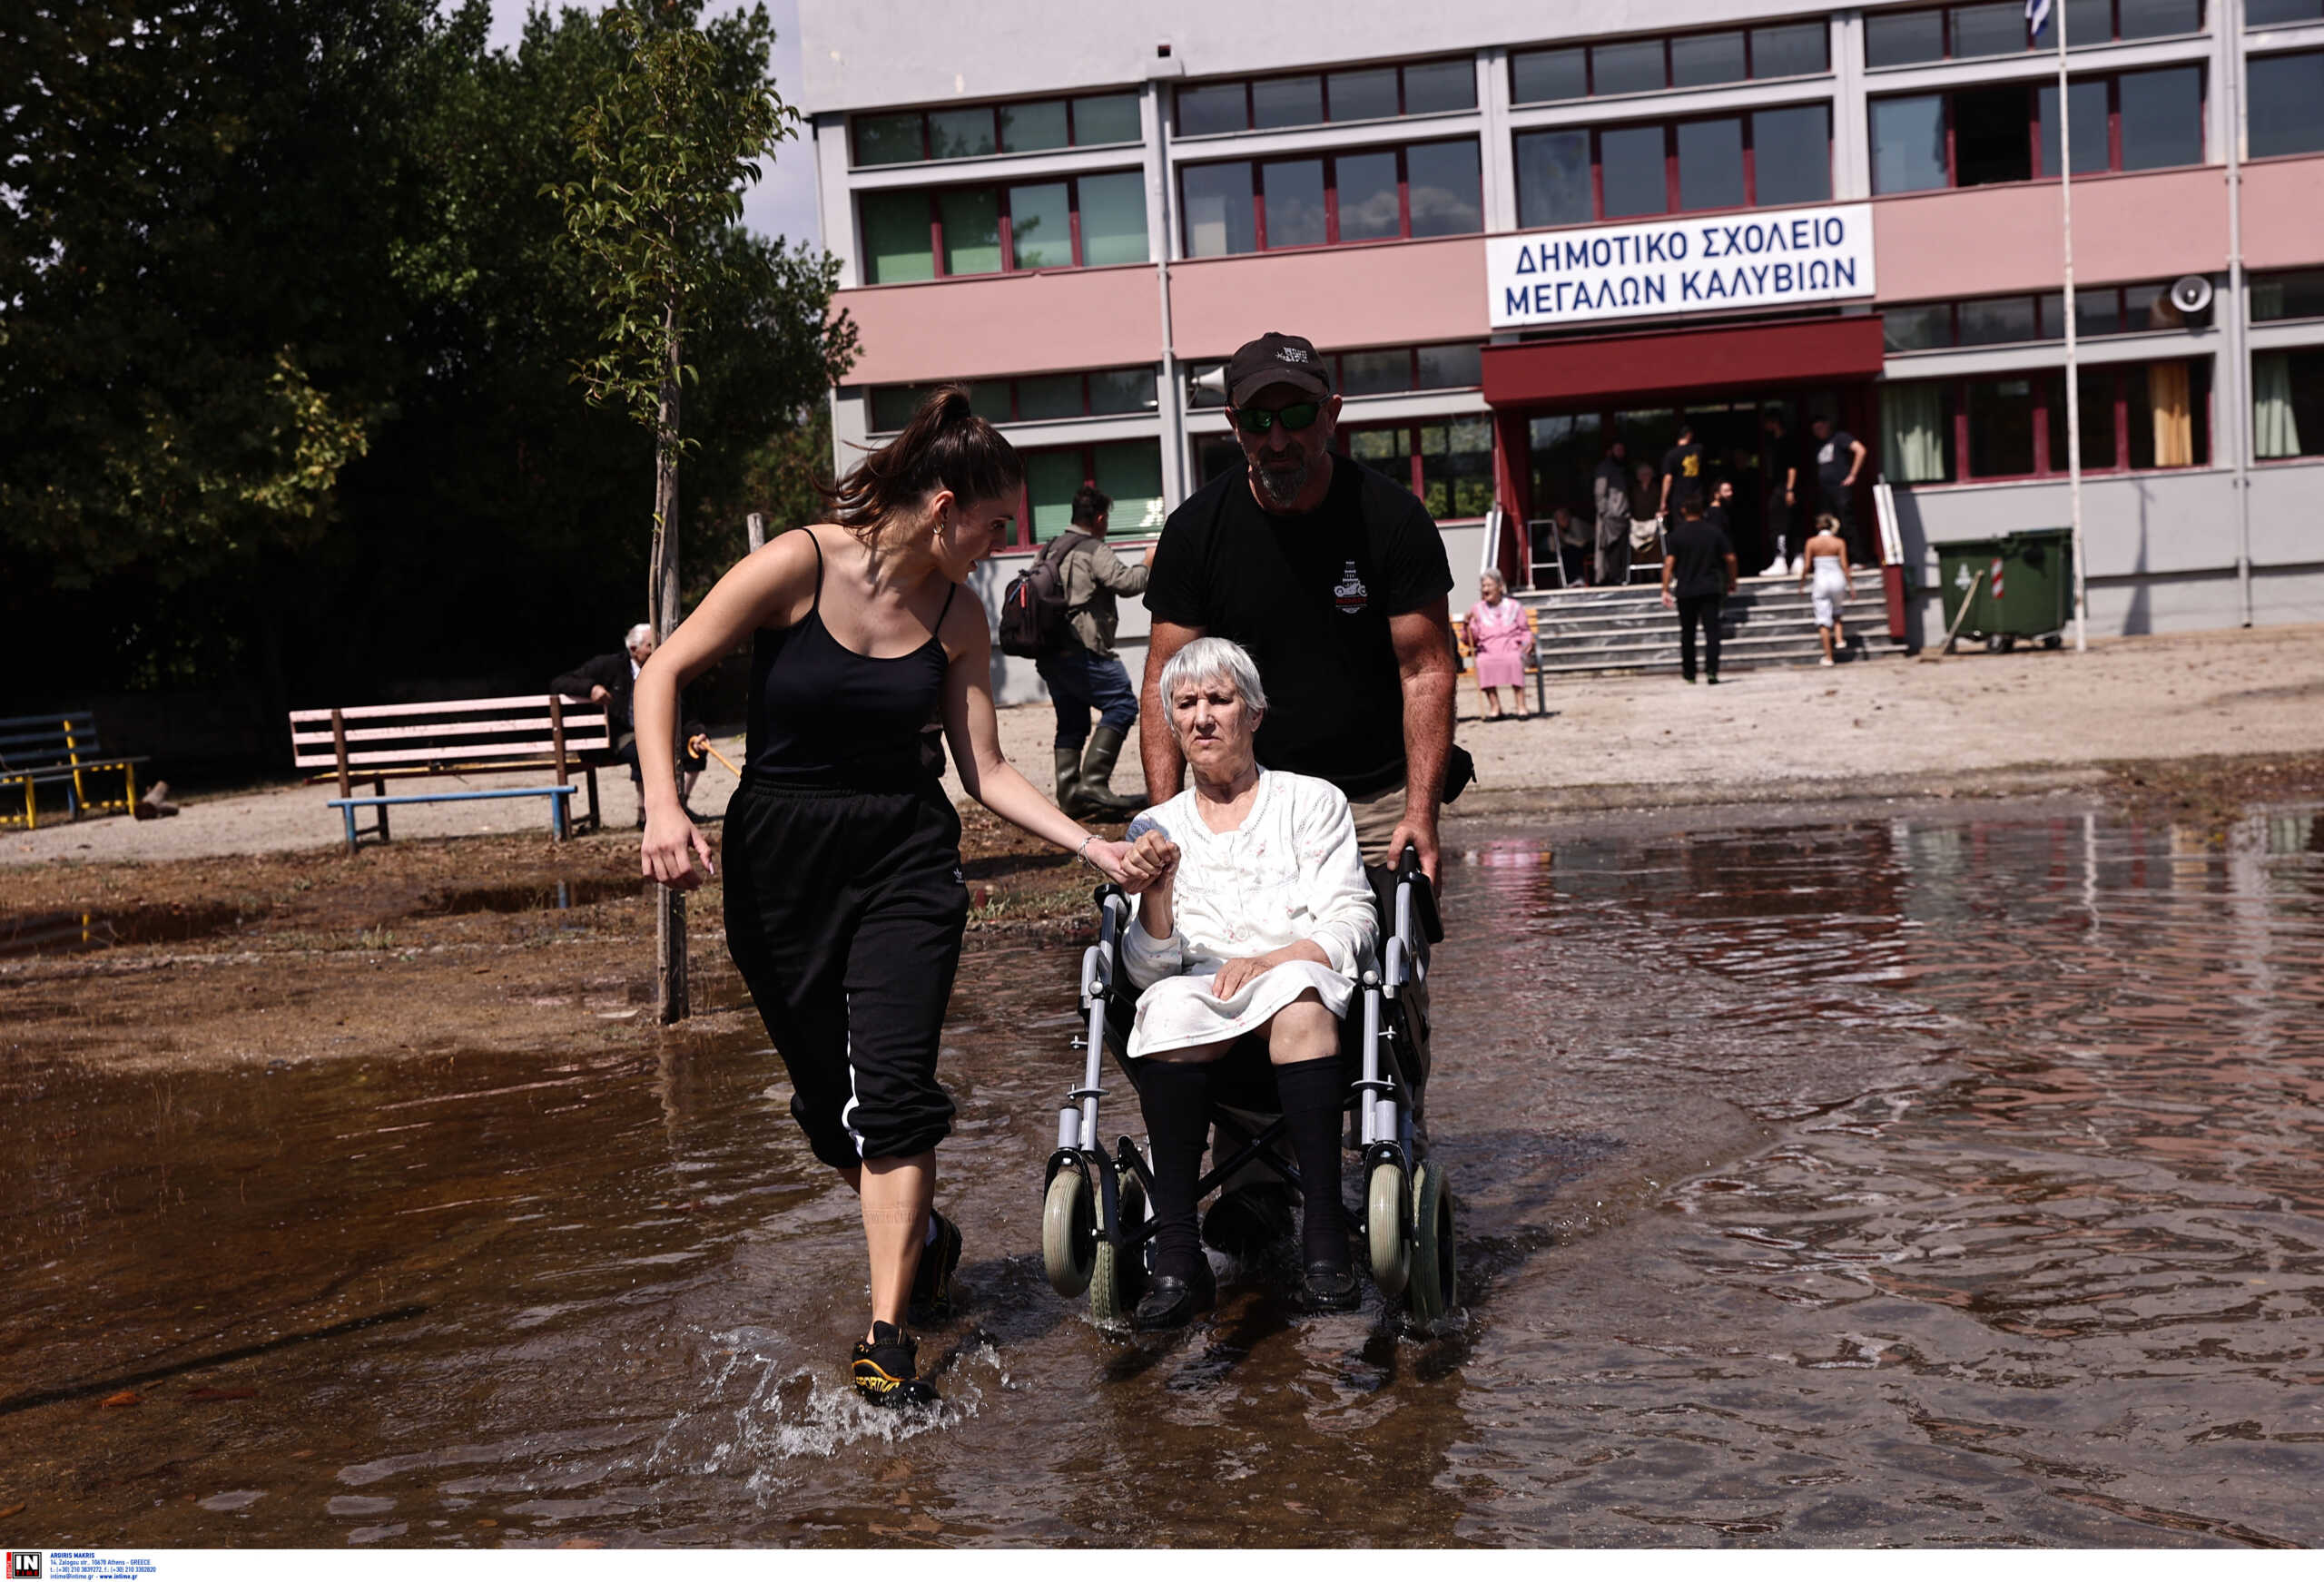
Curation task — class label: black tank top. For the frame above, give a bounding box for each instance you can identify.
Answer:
[744,531,956,790]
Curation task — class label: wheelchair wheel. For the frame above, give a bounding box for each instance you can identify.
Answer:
[1042,1168,1095,1299]
[1088,1171,1147,1329]
[1366,1160,1409,1301]
[1408,1161,1456,1325]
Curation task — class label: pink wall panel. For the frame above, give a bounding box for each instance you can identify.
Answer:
[832,266,1162,385]
[1872,168,2227,300]
[2240,157,2324,271]
[1166,237,1490,360]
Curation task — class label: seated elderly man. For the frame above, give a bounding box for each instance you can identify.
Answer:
[1116,636,1378,1330]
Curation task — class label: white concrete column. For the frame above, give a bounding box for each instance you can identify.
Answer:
[1478,46,1517,234]
[1144,77,1189,508]
[1831,11,1871,201]
[814,113,860,290]
[830,388,872,480]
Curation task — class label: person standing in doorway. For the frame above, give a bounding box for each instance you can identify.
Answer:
[1036,483,1150,820]
[1593,440,1633,586]
[1553,504,1592,587]
[1797,513,1854,666]
[1704,477,1738,544]
[1810,416,1869,565]
[1658,419,1705,523]
[1659,494,1738,685]
[1761,410,1799,575]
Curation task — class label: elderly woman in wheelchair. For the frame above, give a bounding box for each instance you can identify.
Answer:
[1112,636,1380,1329]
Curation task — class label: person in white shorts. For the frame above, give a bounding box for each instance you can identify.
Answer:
[1798,513,1853,666]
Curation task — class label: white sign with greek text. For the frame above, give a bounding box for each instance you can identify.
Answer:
[1487,203,1876,330]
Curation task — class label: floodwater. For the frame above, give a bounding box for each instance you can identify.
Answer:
[5,801,2322,1547]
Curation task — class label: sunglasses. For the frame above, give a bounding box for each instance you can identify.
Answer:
[1231,401,1323,436]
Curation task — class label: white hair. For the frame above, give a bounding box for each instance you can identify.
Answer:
[1157,635,1268,721]
[1480,569,1508,595]
[625,623,656,652]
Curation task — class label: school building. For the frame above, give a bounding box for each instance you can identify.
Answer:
[798,0,2324,685]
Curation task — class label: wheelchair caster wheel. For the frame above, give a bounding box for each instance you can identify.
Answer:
[1366,1160,1408,1301]
[1088,1170,1147,1329]
[1042,1168,1094,1298]
[1408,1160,1456,1325]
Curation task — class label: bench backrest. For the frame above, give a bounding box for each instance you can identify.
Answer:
[287,695,611,781]
[0,712,104,772]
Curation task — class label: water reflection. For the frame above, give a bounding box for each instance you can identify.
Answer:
[2,801,2319,1546]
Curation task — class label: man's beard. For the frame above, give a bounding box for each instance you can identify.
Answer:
[1251,454,1315,506]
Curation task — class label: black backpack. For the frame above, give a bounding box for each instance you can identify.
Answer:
[995,530,1088,658]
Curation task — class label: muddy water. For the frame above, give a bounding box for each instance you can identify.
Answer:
[5,801,2321,1547]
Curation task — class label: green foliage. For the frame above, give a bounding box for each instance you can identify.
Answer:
[0,0,854,717]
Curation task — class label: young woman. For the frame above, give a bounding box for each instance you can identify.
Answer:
[633,388,1143,1409]
[1797,512,1853,666]
[1462,570,1533,722]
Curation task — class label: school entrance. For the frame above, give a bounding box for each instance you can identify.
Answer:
[1481,315,1886,590]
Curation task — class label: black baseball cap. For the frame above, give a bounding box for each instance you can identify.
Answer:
[1226,331,1332,407]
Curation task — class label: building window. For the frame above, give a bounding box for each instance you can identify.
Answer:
[1882,282,2212,350]
[2249,0,2324,21]
[2252,270,2324,323]
[1017,440,1167,545]
[1510,24,1829,104]
[1179,140,1482,256]
[867,368,1158,434]
[1343,418,1496,518]
[1514,105,1831,228]
[1866,0,2203,65]
[1870,69,2204,194]
[859,172,1148,283]
[852,93,1141,167]
[2250,52,2324,159]
[1185,342,1482,408]
[1879,359,2211,483]
[1174,59,1475,135]
[2253,349,2324,459]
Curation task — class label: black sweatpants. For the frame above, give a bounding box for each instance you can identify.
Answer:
[1676,592,1724,682]
[722,779,970,1172]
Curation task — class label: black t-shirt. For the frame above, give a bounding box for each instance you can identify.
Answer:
[1144,457,1453,799]
[1660,443,1704,511]
[1664,518,1734,600]
[1817,430,1858,492]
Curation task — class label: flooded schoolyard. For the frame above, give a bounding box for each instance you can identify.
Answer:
[4,798,2320,1546]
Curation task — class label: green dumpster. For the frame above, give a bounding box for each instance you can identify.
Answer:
[1935,529,2074,651]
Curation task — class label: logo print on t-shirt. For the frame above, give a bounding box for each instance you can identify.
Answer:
[1332,561,1369,613]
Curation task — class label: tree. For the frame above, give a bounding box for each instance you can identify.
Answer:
[549,0,803,1023]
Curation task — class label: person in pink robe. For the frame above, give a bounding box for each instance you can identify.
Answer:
[1462,572,1534,721]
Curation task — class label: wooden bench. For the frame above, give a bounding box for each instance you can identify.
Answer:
[0,712,150,830]
[286,694,611,851]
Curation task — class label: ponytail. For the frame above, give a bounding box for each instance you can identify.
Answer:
[823,386,1023,536]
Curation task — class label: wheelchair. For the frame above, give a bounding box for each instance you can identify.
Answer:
[1039,846,1454,1330]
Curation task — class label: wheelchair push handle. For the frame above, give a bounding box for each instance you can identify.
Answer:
[1392,842,1443,945]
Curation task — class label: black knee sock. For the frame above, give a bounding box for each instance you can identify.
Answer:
[1275,1056,1350,1270]
[1137,1059,1213,1283]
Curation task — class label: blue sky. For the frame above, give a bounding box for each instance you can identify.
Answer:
[487,0,824,249]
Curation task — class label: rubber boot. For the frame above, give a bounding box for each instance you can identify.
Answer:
[1054,745,1084,811]
[1071,725,1142,820]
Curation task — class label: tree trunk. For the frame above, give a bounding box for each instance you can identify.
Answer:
[654,301,689,1025]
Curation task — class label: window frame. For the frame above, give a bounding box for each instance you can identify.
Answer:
[1514,104,1833,227]
[1864,0,2209,67]
[859,172,1149,282]
[1509,22,1833,105]
[866,368,1159,437]
[1184,342,1483,408]
[1882,359,2212,485]
[1172,58,1478,135]
[1869,67,2207,193]
[850,94,1143,169]
[1177,138,1482,255]
[1334,418,1499,521]
[1009,439,1169,551]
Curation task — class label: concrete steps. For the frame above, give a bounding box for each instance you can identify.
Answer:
[1518,570,1902,677]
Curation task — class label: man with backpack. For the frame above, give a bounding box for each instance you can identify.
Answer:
[1001,484,1150,820]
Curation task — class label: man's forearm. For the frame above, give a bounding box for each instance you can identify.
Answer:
[1400,666,1455,817]
[1137,666,1185,800]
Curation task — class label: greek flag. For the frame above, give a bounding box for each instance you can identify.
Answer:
[2027,0,2053,37]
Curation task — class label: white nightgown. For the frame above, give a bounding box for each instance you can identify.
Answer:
[1120,770,1378,1059]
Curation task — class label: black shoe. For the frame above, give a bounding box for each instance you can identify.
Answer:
[1707,675,1720,685]
[1299,1262,1361,1313]
[851,1322,940,1410]
[1131,1264,1216,1331]
[909,1210,961,1322]
[1201,1182,1296,1258]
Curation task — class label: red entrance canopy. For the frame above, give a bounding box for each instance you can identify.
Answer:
[1481,314,1886,408]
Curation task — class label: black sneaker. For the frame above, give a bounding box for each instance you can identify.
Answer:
[851,1322,939,1410]
[909,1210,961,1322]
